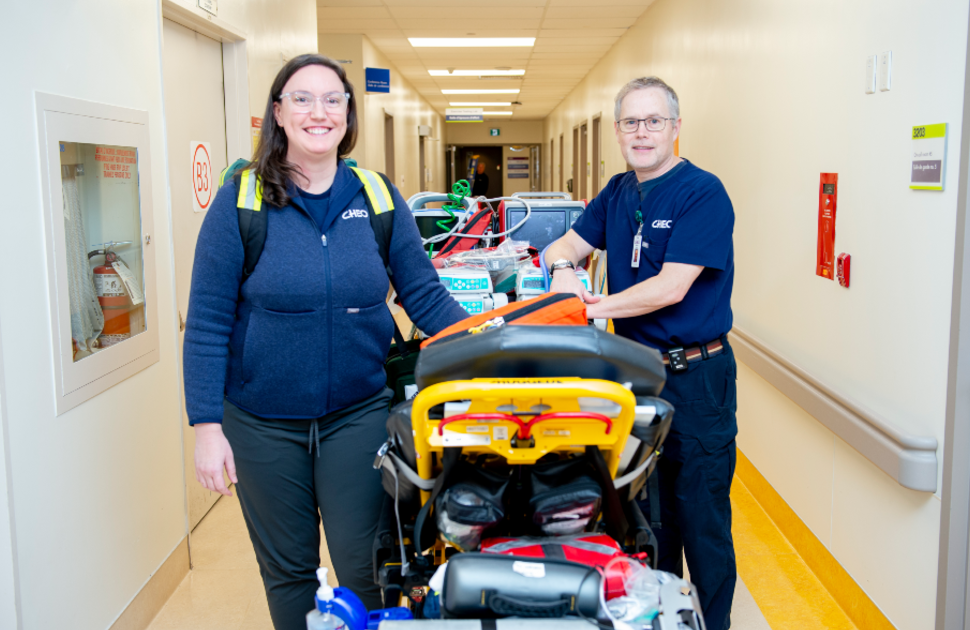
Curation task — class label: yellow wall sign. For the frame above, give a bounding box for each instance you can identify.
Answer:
[911,123,947,191]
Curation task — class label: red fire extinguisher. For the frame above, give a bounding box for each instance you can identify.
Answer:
[89,244,133,348]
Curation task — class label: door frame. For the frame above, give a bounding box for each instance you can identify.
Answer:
[161,1,250,163]
[160,1,250,548]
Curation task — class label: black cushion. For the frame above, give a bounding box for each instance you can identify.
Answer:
[416,325,665,396]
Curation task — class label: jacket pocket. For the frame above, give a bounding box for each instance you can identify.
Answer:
[329,301,394,410]
[240,306,329,416]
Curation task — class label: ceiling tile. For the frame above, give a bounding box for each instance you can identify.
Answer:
[317,19,400,30]
[317,0,383,5]
[544,5,649,18]
[542,18,637,29]
[537,28,628,38]
[317,7,391,18]
[387,7,546,19]
[548,0,655,6]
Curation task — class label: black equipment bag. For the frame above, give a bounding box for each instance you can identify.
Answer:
[441,552,601,619]
[435,461,510,551]
[527,456,602,536]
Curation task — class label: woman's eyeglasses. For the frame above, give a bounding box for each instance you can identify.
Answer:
[280,91,351,113]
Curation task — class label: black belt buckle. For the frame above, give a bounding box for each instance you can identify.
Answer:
[667,346,688,372]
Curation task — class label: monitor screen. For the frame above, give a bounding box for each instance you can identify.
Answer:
[508,209,568,251]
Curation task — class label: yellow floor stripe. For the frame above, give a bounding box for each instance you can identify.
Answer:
[734,450,896,629]
[732,475,859,629]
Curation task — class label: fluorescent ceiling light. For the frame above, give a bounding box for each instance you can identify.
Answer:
[442,89,520,95]
[483,111,514,116]
[429,69,525,77]
[409,38,535,48]
[450,102,513,106]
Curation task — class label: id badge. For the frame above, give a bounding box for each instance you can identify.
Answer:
[631,224,643,268]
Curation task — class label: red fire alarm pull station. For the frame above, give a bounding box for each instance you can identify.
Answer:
[837,253,851,288]
[816,173,838,280]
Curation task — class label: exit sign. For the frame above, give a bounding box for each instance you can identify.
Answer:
[489,128,500,137]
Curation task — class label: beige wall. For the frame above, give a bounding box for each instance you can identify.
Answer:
[319,34,447,199]
[446,120,544,146]
[0,1,317,629]
[544,0,969,627]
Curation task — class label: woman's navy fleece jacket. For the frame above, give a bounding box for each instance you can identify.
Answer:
[183,161,468,425]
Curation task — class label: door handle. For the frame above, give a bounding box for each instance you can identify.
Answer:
[179,311,185,332]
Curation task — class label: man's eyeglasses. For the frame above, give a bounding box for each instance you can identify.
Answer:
[617,117,676,133]
[280,91,351,113]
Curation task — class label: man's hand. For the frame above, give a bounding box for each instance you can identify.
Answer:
[194,423,238,497]
[550,268,600,304]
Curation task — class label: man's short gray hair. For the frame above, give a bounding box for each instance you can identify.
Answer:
[614,77,680,121]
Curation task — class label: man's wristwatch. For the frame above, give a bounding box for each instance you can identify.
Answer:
[549,259,576,276]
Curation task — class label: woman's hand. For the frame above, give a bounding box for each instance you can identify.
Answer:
[194,423,238,497]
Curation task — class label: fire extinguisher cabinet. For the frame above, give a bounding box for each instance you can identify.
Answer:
[36,93,160,414]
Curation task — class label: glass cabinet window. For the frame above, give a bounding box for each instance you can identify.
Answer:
[60,142,147,362]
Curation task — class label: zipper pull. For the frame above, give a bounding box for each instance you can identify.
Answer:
[321,234,328,247]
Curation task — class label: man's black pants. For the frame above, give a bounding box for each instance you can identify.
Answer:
[222,388,392,630]
[638,339,738,630]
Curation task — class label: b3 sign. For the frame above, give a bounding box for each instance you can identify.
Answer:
[191,141,213,212]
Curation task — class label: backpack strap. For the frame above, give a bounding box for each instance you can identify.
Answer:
[236,168,267,279]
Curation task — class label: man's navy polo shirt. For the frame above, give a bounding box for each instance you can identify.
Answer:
[572,160,734,351]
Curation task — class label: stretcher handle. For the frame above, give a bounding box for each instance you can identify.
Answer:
[437,411,613,440]
[518,411,612,440]
[437,413,517,435]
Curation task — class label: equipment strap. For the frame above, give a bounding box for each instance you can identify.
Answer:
[585,446,630,543]
[613,450,657,490]
[648,469,662,530]
[413,447,461,562]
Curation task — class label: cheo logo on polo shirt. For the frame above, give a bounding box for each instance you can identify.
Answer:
[342,208,369,219]
[651,220,672,229]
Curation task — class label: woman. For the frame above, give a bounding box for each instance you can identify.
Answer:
[183,54,468,630]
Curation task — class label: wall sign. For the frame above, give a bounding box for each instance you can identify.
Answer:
[191,141,213,212]
[251,117,262,155]
[447,108,483,123]
[365,68,391,93]
[489,128,500,137]
[911,123,947,191]
[197,0,217,16]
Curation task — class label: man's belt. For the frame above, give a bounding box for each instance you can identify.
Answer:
[662,339,724,372]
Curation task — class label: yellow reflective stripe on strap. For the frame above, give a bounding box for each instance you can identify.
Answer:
[349,167,395,214]
[237,169,263,212]
[219,165,230,187]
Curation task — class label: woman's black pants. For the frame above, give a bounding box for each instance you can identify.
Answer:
[222,388,392,630]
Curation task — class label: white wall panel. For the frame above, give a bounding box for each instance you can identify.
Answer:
[736,362,836,545]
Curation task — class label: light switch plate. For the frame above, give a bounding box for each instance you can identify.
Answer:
[878,51,892,92]
[865,55,877,94]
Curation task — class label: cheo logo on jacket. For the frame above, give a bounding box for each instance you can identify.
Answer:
[651,220,672,229]
[342,208,369,219]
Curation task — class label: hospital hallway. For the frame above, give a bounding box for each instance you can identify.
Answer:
[2,0,969,630]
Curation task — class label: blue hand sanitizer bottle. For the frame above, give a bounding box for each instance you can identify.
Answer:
[307,568,346,630]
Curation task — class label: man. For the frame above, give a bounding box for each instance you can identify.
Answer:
[471,161,490,197]
[545,77,737,630]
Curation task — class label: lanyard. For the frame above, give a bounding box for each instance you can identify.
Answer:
[632,210,644,268]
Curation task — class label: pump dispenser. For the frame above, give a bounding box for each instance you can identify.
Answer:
[307,568,345,630]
